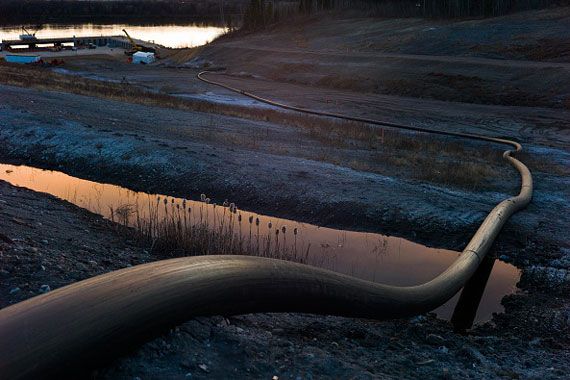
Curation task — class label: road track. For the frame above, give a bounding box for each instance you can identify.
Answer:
[209,43,570,70]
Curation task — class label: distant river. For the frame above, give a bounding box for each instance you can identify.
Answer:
[0,23,227,48]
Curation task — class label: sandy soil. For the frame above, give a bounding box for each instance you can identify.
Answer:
[1,7,570,379]
[50,8,570,110]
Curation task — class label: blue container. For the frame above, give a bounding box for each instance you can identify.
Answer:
[4,55,41,64]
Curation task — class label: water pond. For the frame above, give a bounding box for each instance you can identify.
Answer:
[0,23,227,48]
[0,164,520,326]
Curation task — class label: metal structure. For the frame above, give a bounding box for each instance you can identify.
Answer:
[123,29,157,55]
[0,72,533,379]
[0,35,126,51]
[19,27,38,41]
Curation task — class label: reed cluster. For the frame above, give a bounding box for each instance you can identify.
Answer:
[109,194,313,263]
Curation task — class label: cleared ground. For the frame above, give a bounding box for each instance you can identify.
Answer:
[1,7,569,379]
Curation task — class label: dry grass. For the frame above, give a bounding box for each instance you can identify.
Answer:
[298,120,505,189]
[516,150,569,176]
[109,196,314,263]
[347,153,502,190]
[0,62,507,189]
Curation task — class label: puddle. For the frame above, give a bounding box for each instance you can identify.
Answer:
[0,23,227,49]
[0,164,520,325]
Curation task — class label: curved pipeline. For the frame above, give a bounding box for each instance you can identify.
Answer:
[196,71,521,149]
[0,72,532,380]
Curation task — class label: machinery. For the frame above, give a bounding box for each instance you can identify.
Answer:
[19,26,39,41]
[122,29,156,56]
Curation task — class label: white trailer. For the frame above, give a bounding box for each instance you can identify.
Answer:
[132,52,155,64]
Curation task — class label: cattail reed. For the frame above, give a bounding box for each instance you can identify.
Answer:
[247,215,253,252]
[293,228,298,257]
[255,217,260,255]
[281,226,287,258]
[275,228,280,258]
[107,195,309,268]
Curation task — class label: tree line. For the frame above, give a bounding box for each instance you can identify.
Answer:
[241,0,569,30]
[0,0,248,25]
[2,0,568,29]
[308,0,569,17]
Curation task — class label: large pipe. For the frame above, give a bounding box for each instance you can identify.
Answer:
[450,255,497,332]
[0,74,532,379]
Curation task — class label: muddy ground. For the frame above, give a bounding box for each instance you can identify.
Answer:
[1,181,568,379]
[1,7,570,379]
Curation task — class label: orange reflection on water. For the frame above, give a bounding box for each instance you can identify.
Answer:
[0,24,227,48]
[0,164,520,323]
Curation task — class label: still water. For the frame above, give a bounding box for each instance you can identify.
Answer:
[0,164,520,324]
[0,23,227,48]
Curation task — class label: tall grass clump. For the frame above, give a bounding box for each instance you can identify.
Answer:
[108,194,314,264]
